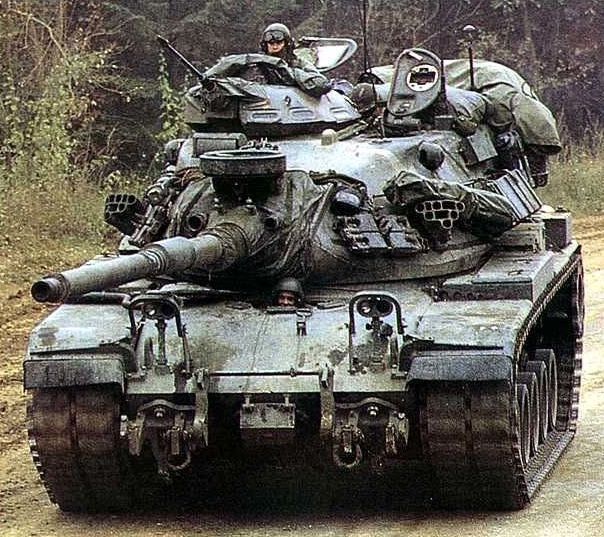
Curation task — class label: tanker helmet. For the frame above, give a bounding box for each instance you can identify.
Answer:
[261,23,293,54]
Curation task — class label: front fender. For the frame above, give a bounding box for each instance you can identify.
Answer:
[24,353,125,390]
[407,351,512,382]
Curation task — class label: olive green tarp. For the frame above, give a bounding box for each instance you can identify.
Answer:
[370,59,561,154]
[444,59,561,154]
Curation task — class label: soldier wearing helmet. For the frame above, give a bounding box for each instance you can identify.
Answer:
[272,277,304,307]
[260,23,295,63]
[258,22,332,97]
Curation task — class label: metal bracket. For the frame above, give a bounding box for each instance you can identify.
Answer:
[331,398,408,466]
[348,291,405,373]
[124,293,193,377]
[333,409,363,469]
[127,413,145,456]
[239,394,296,445]
[319,363,335,443]
[191,368,209,449]
[296,307,312,336]
[126,399,195,457]
[168,412,186,456]
[385,410,409,456]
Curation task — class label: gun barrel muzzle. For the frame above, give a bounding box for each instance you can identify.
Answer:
[31,277,66,303]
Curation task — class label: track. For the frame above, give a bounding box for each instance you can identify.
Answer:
[27,385,132,512]
[420,254,583,509]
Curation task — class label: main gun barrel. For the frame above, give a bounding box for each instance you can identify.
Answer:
[31,236,222,303]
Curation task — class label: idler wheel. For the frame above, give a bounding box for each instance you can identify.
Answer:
[199,148,286,178]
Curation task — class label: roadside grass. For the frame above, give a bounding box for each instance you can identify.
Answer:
[0,179,113,287]
[541,137,604,216]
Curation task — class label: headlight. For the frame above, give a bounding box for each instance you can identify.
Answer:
[356,296,394,318]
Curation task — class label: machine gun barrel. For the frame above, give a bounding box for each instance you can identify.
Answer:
[31,236,222,303]
[157,35,210,84]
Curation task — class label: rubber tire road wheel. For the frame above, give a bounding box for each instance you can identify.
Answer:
[535,348,558,431]
[525,360,548,443]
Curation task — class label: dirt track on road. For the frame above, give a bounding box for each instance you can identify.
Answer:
[2,218,604,537]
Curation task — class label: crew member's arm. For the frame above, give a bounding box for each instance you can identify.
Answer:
[289,57,332,97]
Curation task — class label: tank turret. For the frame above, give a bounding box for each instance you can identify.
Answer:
[32,139,542,304]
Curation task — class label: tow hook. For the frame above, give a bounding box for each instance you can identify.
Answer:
[122,399,197,479]
[331,398,409,469]
[333,410,364,468]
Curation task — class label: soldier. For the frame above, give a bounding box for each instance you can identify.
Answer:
[259,22,332,97]
[272,277,304,307]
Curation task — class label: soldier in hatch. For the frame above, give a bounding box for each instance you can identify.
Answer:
[259,22,332,97]
[260,23,303,64]
[272,277,305,307]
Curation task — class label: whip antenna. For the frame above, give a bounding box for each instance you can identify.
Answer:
[360,0,371,74]
[359,0,382,133]
[462,25,477,91]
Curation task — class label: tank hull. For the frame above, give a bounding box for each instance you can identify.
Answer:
[25,235,583,510]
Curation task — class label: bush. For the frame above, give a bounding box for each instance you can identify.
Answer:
[0,2,127,283]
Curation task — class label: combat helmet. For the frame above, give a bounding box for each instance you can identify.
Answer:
[272,277,304,305]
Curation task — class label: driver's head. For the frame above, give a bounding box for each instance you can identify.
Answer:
[260,23,292,58]
[272,277,304,307]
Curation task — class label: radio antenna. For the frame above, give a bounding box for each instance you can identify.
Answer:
[360,0,371,74]
[359,0,382,134]
[462,25,477,91]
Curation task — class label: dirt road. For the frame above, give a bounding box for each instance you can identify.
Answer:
[2,219,604,537]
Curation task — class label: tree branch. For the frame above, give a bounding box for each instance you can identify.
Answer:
[9,7,68,61]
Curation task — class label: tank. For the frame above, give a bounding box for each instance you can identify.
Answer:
[24,42,584,511]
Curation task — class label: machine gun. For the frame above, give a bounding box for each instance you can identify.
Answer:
[157,35,208,83]
[131,166,181,247]
[157,35,276,106]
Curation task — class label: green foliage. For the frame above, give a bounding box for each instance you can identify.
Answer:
[0,51,106,190]
[0,1,126,269]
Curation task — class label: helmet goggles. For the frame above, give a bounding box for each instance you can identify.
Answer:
[262,30,287,43]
